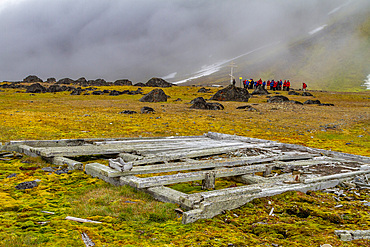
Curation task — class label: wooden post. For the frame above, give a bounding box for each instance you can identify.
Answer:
[202,171,216,190]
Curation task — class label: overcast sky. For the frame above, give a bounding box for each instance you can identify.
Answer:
[0,0,356,82]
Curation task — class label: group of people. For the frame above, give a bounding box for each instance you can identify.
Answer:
[242,78,291,91]
[231,78,308,91]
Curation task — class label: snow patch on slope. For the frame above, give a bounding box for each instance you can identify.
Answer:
[309,25,327,35]
[363,74,370,90]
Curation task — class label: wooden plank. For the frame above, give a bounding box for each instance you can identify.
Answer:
[123,164,270,188]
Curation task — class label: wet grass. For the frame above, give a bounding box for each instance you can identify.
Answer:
[0,84,369,246]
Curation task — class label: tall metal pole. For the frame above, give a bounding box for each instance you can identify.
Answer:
[229,62,237,85]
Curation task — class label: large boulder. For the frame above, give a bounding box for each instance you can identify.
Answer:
[47,84,68,93]
[209,85,250,102]
[190,97,224,110]
[267,95,290,103]
[75,77,88,86]
[26,83,47,93]
[146,77,174,87]
[46,77,56,83]
[139,89,168,102]
[57,78,74,84]
[23,75,43,83]
[114,79,133,86]
[251,85,269,95]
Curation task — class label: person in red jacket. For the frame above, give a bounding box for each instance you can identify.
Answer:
[286,80,290,91]
[283,80,287,91]
[302,82,307,92]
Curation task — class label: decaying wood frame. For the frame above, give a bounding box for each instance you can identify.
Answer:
[2,132,369,224]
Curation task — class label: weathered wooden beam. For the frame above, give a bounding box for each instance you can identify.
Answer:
[182,179,341,224]
[202,172,216,190]
[145,186,187,205]
[120,163,271,189]
[52,156,83,170]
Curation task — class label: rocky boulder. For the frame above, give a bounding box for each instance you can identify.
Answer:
[114,79,133,86]
[146,77,174,87]
[209,85,250,102]
[57,78,74,84]
[46,77,56,83]
[26,83,47,93]
[198,87,211,93]
[15,180,38,190]
[141,106,155,114]
[288,91,300,95]
[304,99,321,104]
[190,97,224,110]
[139,89,168,102]
[302,92,313,96]
[23,75,43,83]
[251,85,269,95]
[267,95,290,103]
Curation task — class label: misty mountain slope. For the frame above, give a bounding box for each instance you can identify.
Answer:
[181,6,370,91]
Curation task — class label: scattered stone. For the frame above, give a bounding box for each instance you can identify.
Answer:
[92,91,104,95]
[54,168,69,175]
[6,173,17,178]
[304,99,321,104]
[119,110,137,114]
[198,87,211,93]
[190,97,224,110]
[175,98,182,101]
[210,85,250,102]
[26,83,47,93]
[41,167,55,172]
[319,103,334,106]
[251,86,269,95]
[302,92,313,96]
[288,91,300,95]
[15,180,38,190]
[70,88,84,95]
[141,106,155,114]
[139,89,168,102]
[146,77,174,87]
[23,75,43,83]
[236,105,258,111]
[267,95,290,103]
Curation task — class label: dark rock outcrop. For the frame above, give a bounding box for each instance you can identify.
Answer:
[209,85,250,102]
[46,77,56,83]
[198,87,211,93]
[288,91,300,95]
[302,92,313,96]
[26,83,47,93]
[304,99,321,104]
[141,106,155,114]
[146,77,174,87]
[23,75,43,83]
[267,95,290,103]
[190,97,224,110]
[134,82,146,87]
[319,103,334,106]
[251,86,269,95]
[114,79,133,86]
[139,89,168,102]
[57,78,74,84]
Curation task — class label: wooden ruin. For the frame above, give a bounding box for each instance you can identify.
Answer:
[2,132,369,224]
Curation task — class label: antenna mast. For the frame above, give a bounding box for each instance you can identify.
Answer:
[229,62,237,84]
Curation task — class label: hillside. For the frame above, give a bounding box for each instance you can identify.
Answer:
[179,3,370,92]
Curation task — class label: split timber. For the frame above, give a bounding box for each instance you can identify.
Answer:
[2,132,369,224]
